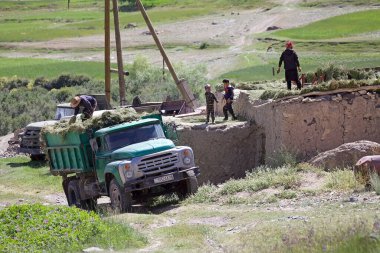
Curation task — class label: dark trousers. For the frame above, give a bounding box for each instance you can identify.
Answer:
[285,69,301,90]
[223,102,236,119]
[206,107,215,123]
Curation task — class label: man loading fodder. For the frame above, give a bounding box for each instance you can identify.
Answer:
[70,95,97,120]
[277,41,302,90]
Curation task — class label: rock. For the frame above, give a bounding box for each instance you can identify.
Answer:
[309,141,380,170]
[126,23,137,28]
[358,90,367,95]
[83,247,104,252]
[266,26,281,31]
[211,21,218,25]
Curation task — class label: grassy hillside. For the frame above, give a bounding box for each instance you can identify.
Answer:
[222,10,380,82]
[0,0,271,42]
[272,9,380,40]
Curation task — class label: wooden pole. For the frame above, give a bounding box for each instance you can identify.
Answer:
[135,0,198,110]
[112,0,126,106]
[105,0,111,104]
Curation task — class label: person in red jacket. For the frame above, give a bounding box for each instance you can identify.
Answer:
[277,41,302,90]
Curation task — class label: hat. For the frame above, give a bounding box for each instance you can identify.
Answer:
[222,79,229,83]
[286,41,293,49]
[70,96,81,108]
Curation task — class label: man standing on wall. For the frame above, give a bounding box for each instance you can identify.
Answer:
[222,79,237,121]
[277,41,302,90]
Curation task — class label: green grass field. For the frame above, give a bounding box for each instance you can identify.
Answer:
[0,57,106,79]
[272,9,380,40]
[0,156,61,204]
[300,0,380,7]
[0,0,272,43]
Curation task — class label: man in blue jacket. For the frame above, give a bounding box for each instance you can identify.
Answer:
[222,79,237,121]
[70,95,97,119]
[277,41,302,90]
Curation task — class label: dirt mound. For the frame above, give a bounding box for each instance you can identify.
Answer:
[308,140,380,170]
[177,122,265,184]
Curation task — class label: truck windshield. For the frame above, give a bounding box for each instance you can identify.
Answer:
[105,123,165,151]
[55,107,75,120]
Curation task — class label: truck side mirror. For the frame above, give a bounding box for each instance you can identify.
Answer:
[89,139,98,152]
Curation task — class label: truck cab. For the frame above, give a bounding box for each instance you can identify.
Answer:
[44,116,199,212]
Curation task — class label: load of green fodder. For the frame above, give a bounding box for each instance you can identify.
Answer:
[0,204,146,252]
[42,107,141,137]
[215,80,283,92]
[305,64,377,83]
[259,79,380,100]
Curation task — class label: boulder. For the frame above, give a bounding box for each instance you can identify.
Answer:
[308,140,380,170]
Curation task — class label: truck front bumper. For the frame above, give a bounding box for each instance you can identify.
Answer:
[124,167,200,192]
[19,148,43,155]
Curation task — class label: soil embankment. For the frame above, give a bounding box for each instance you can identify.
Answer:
[228,89,380,160]
[177,122,265,184]
[178,88,379,184]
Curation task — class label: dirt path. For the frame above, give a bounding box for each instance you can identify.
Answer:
[0,4,373,78]
[0,133,13,154]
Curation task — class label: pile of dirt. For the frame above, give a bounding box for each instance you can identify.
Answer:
[308,140,380,170]
[0,132,23,158]
[41,108,140,136]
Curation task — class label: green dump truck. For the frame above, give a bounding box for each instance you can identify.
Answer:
[43,115,199,212]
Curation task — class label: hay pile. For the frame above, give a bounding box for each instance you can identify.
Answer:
[42,108,141,137]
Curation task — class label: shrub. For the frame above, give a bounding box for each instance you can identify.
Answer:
[199,42,209,49]
[324,169,362,191]
[370,173,380,195]
[0,204,146,252]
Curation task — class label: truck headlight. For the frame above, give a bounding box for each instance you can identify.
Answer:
[183,157,191,165]
[182,149,193,165]
[118,161,133,183]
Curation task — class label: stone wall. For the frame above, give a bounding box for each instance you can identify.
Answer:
[224,89,380,160]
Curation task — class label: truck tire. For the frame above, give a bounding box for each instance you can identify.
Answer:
[176,176,198,199]
[67,180,82,208]
[30,154,45,161]
[109,179,132,213]
[67,180,97,211]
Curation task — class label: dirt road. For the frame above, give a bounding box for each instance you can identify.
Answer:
[0,133,13,154]
[0,3,372,78]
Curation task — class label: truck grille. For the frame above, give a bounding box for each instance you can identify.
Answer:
[137,152,178,174]
[20,130,40,148]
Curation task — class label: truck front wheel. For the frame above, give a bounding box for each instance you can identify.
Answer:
[176,176,198,199]
[109,179,132,213]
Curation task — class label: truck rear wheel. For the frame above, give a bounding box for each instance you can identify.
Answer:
[67,180,82,208]
[109,179,132,213]
[30,154,45,161]
[177,176,198,199]
[66,180,97,210]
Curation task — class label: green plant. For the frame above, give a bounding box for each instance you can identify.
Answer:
[370,173,380,195]
[199,42,209,50]
[0,204,146,252]
[267,149,298,168]
[276,190,297,199]
[325,169,363,191]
